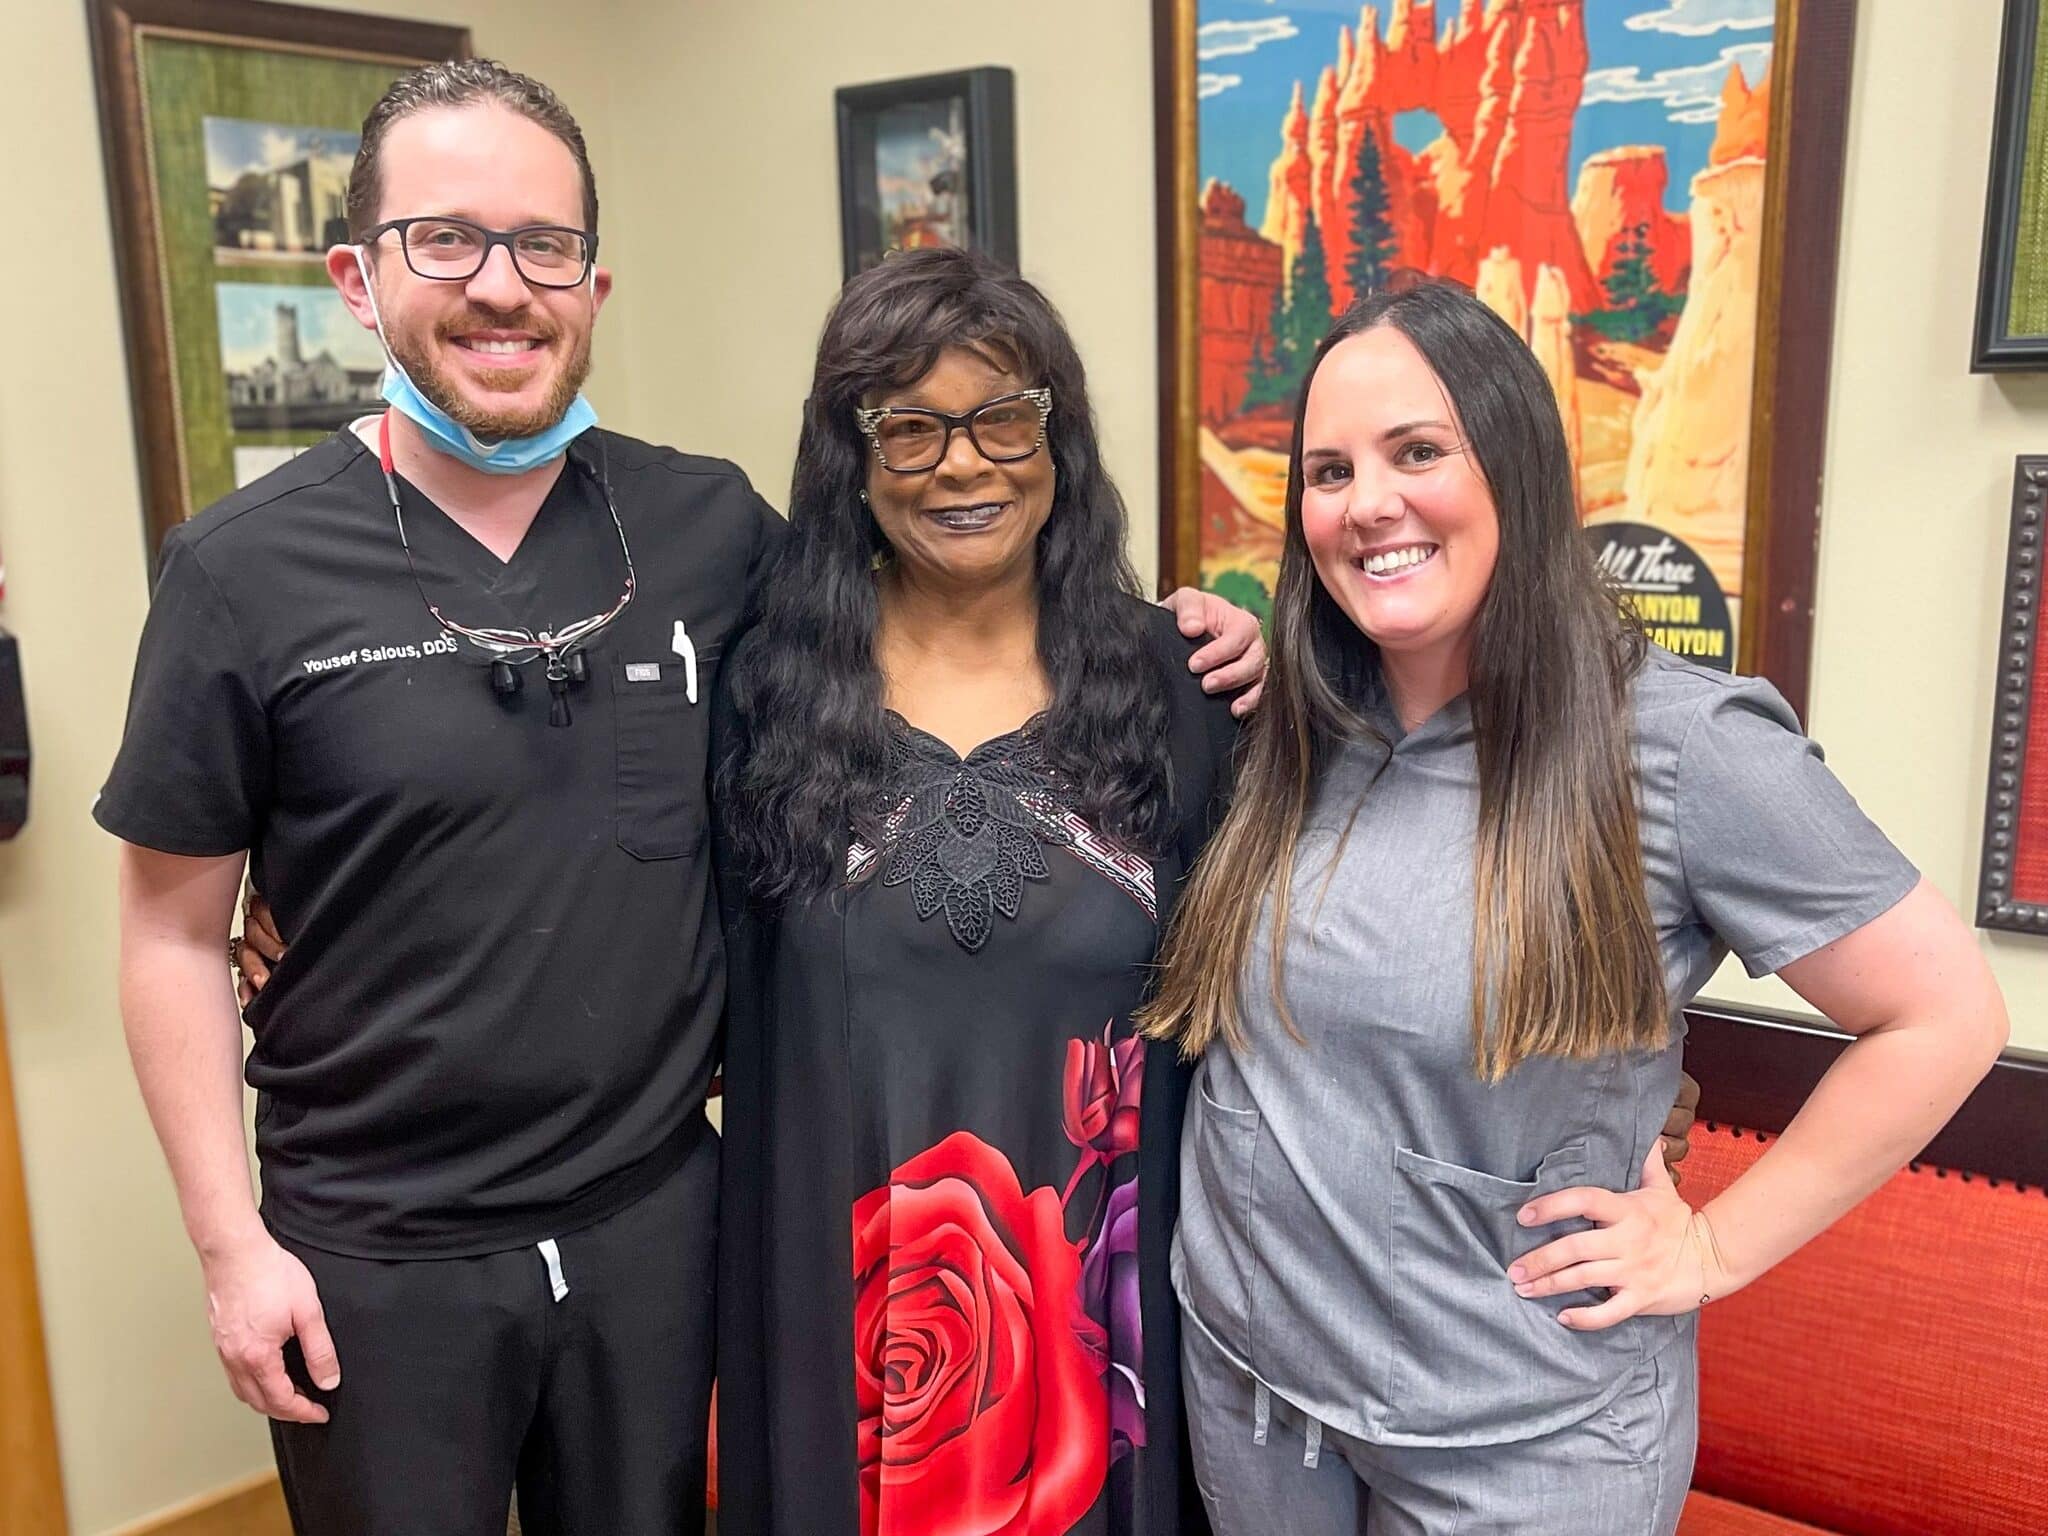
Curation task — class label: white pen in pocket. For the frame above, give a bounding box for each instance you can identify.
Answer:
[671,620,698,704]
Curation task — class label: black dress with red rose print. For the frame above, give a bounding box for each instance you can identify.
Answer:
[714,603,1237,1536]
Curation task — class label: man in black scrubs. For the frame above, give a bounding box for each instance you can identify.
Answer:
[96,61,769,1536]
[99,59,1262,1536]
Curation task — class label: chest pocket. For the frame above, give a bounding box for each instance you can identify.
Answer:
[612,659,710,860]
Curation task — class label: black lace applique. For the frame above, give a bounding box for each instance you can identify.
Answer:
[870,713,1077,953]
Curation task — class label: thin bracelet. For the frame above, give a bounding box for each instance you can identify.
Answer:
[1688,1211,1714,1308]
[1689,1207,1735,1307]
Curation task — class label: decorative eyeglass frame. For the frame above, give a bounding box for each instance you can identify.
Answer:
[853,387,1054,473]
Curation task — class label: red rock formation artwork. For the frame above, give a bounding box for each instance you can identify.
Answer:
[1623,151,1766,598]
[1196,5,1773,610]
[1260,82,1313,258]
[1711,61,1770,165]
[1198,181,1285,424]
[1572,146,1690,295]
[1267,0,1599,315]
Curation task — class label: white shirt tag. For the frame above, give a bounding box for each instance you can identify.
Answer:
[626,663,662,682]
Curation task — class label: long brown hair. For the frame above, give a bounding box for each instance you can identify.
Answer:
[1140,280,1664,1081]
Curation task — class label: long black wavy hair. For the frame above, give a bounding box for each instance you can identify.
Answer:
[721,247,1173,902]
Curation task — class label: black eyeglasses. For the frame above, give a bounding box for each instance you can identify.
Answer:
[361,216,598,289]
[854,387,1053,473]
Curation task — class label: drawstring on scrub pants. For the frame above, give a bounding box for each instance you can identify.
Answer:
[1251,1378,1325,1469]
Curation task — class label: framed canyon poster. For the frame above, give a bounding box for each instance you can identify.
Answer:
[1153,0,1859,717]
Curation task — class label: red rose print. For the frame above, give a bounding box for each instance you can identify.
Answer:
[854,1131,1109,1536]
[1061,1027,1144,1161]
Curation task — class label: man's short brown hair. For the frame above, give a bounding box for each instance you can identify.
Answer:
[345,59,598,239]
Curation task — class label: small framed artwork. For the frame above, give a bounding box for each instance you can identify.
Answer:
[1979,457,2048,933]
[1152,0,1860,719]
[88,0,470,566]
[835,67,1017,280]
[1975,0,2048,371]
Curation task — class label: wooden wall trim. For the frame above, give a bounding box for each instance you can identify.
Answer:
[0,992,68,1535]
[105,1471,289,1536]
[1685,1002,2048,1189]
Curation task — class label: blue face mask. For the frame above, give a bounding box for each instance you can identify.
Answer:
[353,247,598,475]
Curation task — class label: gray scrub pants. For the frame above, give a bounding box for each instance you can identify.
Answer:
[1181,1310,1697,1536]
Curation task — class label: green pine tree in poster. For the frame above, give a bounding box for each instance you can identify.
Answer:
[1286,211,1335,365]
[1585,222,1683,344]
[1345,124,1401,302]
[1241,278,1292,409]
[1605,222,1660,341]
[1242,212,1333,411]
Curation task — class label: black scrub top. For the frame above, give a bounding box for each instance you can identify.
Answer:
[97,425,784,1258]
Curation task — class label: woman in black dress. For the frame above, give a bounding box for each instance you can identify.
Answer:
[713,248,1240,1536]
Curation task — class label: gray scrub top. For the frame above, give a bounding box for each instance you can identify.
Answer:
[1172,647,1920,1449]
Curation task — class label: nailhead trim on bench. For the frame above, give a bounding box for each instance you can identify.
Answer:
[1701,1120,2044,1197]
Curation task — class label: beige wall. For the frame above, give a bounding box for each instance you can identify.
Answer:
[594,0,1163,574]
[2,0,2039,1530]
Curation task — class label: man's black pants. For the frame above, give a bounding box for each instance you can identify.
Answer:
[270,1117,717,1536]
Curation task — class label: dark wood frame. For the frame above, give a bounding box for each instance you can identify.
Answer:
[86,0,470,568]
[1686,1003,2048,1191]
[1977,456,2048,932]
[1151,0,1859,720]
[1973,0,2048,371]
[835,68,1017,281]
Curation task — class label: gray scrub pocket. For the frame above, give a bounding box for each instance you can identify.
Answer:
[1385,1141,1644,1443]
[1178,1077,1262,1354]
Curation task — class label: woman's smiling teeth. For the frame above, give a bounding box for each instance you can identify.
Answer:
[927,501,1007,532]
[1360,543,1439,578]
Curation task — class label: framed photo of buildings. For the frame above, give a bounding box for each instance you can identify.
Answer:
[88,0,470,563]
[836,68,1017,280]
[1152,0,1859,718]
[1978,457,2048,934]
[1975,0,2048,371]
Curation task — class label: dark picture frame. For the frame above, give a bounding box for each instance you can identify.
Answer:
[1974,0,2048,371]
[835,67,1017,280]
[1151,0,1860,721]
[1977,456,2048,933]
[87,0,470,568]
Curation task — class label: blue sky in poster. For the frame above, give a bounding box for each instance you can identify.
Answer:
[203,118,359,191]
[215,283,383,374]
[1197,0,1774,230]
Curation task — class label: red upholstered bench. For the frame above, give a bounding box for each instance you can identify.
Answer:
[1676,1009,2048,1536]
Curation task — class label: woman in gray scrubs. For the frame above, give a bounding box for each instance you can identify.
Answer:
[1142,280,2008,1535]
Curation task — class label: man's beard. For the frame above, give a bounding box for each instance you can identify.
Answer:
[388,310,593,440]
